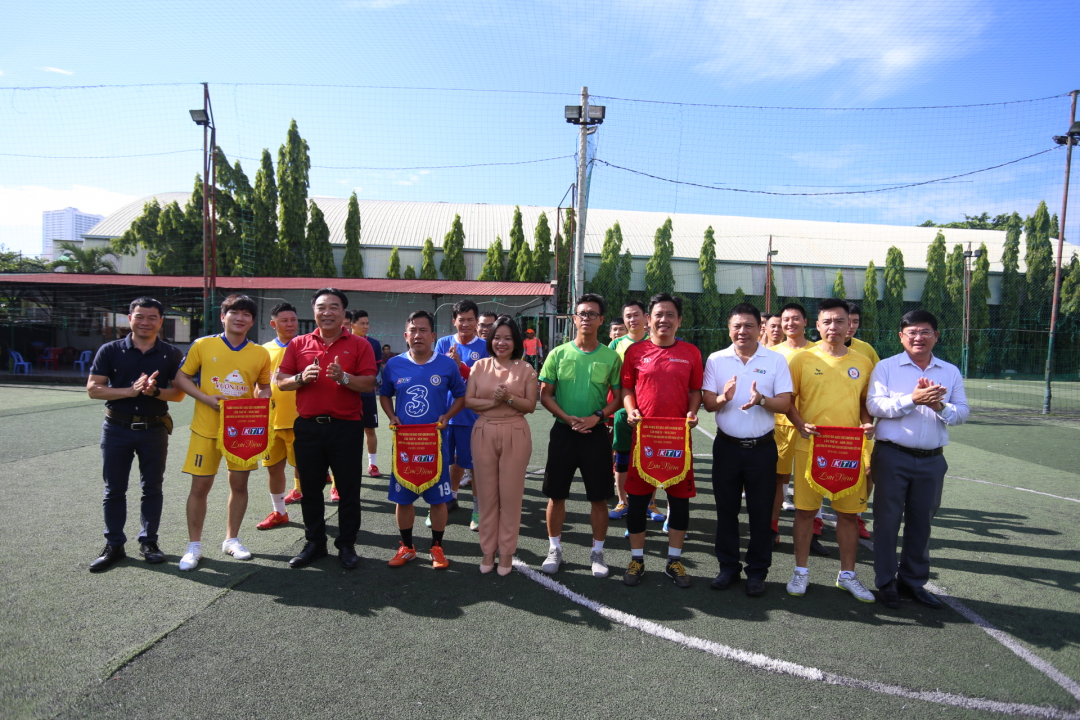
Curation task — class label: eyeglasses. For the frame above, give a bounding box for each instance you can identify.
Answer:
[575,312,601,320]
[901,330,935,339]
[477,323,494,330]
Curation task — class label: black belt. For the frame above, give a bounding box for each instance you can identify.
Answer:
[717,429,774,449]
[303,415,340,424]
[878,439,944,458]
[105,408,168,430]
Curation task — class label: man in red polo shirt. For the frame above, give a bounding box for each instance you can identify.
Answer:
[276,288,378,569]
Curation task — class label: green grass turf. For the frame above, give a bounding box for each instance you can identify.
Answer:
[1,385,1077,719]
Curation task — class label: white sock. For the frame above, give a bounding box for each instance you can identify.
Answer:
[839,570,856,580]
[549,536,561,550]
[368,453,377,465]
[271,492,287,515]
[631,548,644,559]
[452,491,458,500]
[815,507,824,519]
[667,546,682,559]
[224,537,238,545]
[857,511,863,518]
[592,539,604,552]
[794,566,809,575]
[187,541,202,554]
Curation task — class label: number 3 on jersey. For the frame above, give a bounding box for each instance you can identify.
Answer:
[404,385,429,418]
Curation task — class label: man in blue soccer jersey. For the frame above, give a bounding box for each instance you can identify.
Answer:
[433,299,488,513]
[380,310,467,569]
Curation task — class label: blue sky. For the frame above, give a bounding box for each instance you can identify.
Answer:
[2,0,1077,258]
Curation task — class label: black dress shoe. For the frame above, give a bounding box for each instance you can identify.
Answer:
[139,542,166,564]
[446,499,460,512]
[289,541,328,568]
[745,577,766,596]
[809,536,832,556]
[339,544,360,569]
[898,581,942,609]
[876,579,900,609]
[710,569,740,590]
[89,544,126,573]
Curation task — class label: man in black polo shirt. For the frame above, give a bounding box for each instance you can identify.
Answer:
[86,297,185,572]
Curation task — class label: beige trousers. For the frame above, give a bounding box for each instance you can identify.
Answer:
[471,416,532,556]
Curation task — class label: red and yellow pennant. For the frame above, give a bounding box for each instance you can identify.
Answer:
[632,417,692,490]
[217,398,274,469]
[805,425,866,500]
[392,423,443,494]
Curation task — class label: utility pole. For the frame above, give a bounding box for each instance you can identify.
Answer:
[765,235,776,314]
[1043,89,1079,414]
[190,85,217,332]
[574,87,589,302]
[962,242,980,378]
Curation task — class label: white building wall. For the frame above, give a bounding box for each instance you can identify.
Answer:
[42,207,105,260]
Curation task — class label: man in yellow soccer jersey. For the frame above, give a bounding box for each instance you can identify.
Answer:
[257,302,300,530]
[172,294,272,571]
[785,298,876,603]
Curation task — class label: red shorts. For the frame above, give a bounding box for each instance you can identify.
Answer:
[626,463,696,499]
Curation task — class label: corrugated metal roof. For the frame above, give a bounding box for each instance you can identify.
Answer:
[84,194,1029,271]
[0,273,553,296]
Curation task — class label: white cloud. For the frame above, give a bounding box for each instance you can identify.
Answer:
[40,66,74,76]
[0,184,139,254]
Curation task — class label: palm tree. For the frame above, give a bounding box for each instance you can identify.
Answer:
[53,242,118,274]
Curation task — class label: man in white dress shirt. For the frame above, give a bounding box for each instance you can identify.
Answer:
[867,309,969,609]
[702,303,793,596]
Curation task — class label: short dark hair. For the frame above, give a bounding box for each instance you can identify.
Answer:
[817,297,849,315]
[406,309,435,330]
[899,309,938,331]
[575,293,606,316]
[311,287,348,309]
[382,344,391,350]
[729,302,761,324]
[761,313,773,322]
[780,302,807,319]
[129,297,164,316]
[610,317,626,326]
[221,293,257,317]
[353,309,369,320]
[452,299,479,319]
[270,302,297,318]
[486,314,524,360]
[342,310,354,323]
[478,310,497,321]
[648,292,682,318]
[846,301,861,316]
[622,299,647,316]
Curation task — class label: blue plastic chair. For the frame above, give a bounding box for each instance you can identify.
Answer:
[73,350,92,374]
[11,351,31,374]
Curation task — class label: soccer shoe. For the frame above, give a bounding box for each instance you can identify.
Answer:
[447,498,460,512]
[608,502,629,520]
[541,546,562,574]
[623,558,645,586]
[459,469,472,487]
[782,497,796,512]
[664,559,691,588]
[623,529,630,538]
[179,543,202,571]
[256,511,289,530]
[430,544,450,569]
[283,489,302,504]
[590,550,609,578]
[836,573,875,603]
[857,516,871,539]
[813,517,824,536]
[470,512,480,531]
[368,464,382,479]
[786,571,809,596]
[222,539,252,561]
[424,511,433,528]
[648,502,666,522]
[329,487,340,504]
[388,543,417,567]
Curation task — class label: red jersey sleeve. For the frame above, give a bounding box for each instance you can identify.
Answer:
[458,361,470,381]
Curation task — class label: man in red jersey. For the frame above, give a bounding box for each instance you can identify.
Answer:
[621,293,703,589]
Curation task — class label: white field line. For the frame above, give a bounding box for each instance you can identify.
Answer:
[511,558,1078,719]
[945,475,1080,504]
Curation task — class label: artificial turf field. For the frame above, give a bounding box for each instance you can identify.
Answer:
[1,383,1078,720]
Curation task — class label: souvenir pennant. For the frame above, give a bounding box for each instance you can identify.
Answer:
[392,423,443,494]
[632,417,692,490]
[217,398,273,469]
[804,425,866,500]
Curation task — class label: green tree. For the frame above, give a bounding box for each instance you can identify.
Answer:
[253,149,279,276]
[505,206,528,282]
[112,177,204,275]
[277,119,311,276]
[386,247,401,279]
[941,243,965,362]
[697,225,723,328]
[1050,213,1060,242]
[403,265,417,280]
[341,192,364,278]
[861,261,878,339]
[420,238,438,280]
[587,222,623,305]
[999,213,1023,370]
[555,209,574,311]
[831,269,846,299]
[1025,200,1054,317]
[530,212,552,282]
[53,241,118,273]
[212,148,256,277]
[305,202,336,277]
[644,218,675,299]
[477,236,506,281]
[921,231,947,320]
[882,246,907,355]
[439,214,466,281]
[617,250,633,310]
[1061,253,1080,316]
[971,243,992,373]
[0,245,52,272]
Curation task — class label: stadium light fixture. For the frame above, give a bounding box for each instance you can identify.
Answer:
[189,109,210,126]
[565,104,605,126]
[1053,121,1080,146]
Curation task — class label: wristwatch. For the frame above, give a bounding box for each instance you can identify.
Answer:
[151,387,161,398]
[294,373,305,386]
[593,410,605,420]
[506,396,514,405]
[758,395,766,407]
[338,372,351,386]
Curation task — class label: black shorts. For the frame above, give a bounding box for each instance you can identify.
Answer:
[361,394,379,429]
[542,421,615,502]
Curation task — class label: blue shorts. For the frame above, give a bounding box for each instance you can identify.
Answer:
[388,473,453,506]
[445,424,474,469]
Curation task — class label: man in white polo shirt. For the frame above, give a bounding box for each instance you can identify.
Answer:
[702,303,793,596]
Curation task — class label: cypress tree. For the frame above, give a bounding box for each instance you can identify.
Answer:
[832,269,846,299]
[181,175,205,276]
[477,236,506,281]
[276,119,311,276]
[644,218,675,298]
[403,265,417,280]
[1025,200,1054,318]
[505,206,526,281]
[971,243,992,373]
[1061,253,1080,316]
[530,212,552,282]
[1000,213,1023,370]
[439,214,466,281]
[212,148,249,277]
[698,225,722,328]
[341,192,364,278]
[420,238,438,280]
[305,202,336,277]
[617,250,633,311]
[588,223,623,302]
[882,246,907,355]
[253,149,279,276]
[861,261,878,339]
[556,209,574,312]
[941,243,965,361]
[387,247,401,279]
[921,231,947,320]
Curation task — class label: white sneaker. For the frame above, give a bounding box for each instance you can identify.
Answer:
[222,539,252,561]
[786,571,809,596]
[179,543,202,571]
[460,470,472,487]
[836,573,875,603]
[782,497,796,512]
[541,546,562,574]
[590,550,609,578]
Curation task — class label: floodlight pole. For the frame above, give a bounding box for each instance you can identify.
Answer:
[574,87,589,303]
[765,235,774,314]
[1042,89,1079,414]
[197,83,218,333]
[962,243,973,379]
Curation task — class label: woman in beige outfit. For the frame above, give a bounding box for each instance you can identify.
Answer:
[466,316,537,575]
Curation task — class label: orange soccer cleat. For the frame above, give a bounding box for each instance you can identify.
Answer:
[368,464,382,478]
[388,543,417,567]
[283,489,302,504]
[329,487,340,504]
[857,516,871,540]
[430,544,450,570]
[256,511,289,530]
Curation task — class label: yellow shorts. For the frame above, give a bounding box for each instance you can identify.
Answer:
[263,429,296,467]
[182,432,256,476]
[775,424,798,475]
[792,444,871,514]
